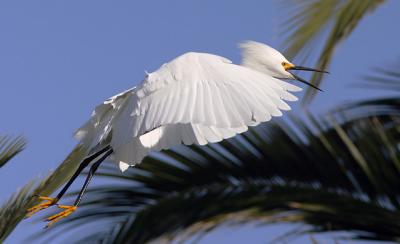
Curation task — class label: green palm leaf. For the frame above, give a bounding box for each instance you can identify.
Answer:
[0,135,30,241]
[281,0,385,105]
[363,59,400,91]
[336,58,400,118]
[0,135,26,168]
[0,145,88,243]
[35,110,400,243]
[0,180,37,239]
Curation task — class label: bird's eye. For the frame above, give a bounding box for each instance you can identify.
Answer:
[281,62,287,66]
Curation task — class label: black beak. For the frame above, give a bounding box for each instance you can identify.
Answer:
[286,65,328,91]
[289,72,323,92]
[288,66,329,74]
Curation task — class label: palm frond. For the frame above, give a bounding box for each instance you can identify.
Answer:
[0,135,26,168]
[0,180,37,240]
[0,145,88,243]
[84,184,400,244]
[36,109,400,243]
[335,58,400,118]
[363,58,400,90]
[281,0,385,105]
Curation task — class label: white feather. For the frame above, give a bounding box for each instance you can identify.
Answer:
[75,42,302,171]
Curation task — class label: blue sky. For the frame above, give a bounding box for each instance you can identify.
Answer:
[1,1,399,243]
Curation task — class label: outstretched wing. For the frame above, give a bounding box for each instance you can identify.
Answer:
[111,52,300,148]
[76,52,301,170]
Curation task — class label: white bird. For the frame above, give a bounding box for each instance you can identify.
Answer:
[26,41,328,226]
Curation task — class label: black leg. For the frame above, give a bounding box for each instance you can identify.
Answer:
[54,145,112,201]
[26,145,114,221]
[73,148,113,206]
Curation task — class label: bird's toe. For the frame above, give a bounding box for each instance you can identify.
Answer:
[45,205,77,228]
[25,196,58,218]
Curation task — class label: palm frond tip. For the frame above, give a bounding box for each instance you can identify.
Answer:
[0,135,26,168]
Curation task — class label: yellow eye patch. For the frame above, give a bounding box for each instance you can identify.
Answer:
[282,62,295,70]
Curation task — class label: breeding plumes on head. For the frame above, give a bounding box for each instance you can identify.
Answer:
[26,41,328,227]
[240,41,327,90]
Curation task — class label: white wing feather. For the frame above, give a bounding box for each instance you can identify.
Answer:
[75,52,301,171]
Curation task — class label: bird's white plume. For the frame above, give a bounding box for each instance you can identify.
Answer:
[239,41,291,79]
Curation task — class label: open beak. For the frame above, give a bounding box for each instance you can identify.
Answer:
[287,66,329,74]
[289,73,323,91]
[284,63,329,92]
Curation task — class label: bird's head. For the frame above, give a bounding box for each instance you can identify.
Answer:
[240,41,328,91]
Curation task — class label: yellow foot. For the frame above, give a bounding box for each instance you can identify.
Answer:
[26,196,58,218]
[45,205,77,228]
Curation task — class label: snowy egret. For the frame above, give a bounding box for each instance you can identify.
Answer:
[26,41,328,226]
